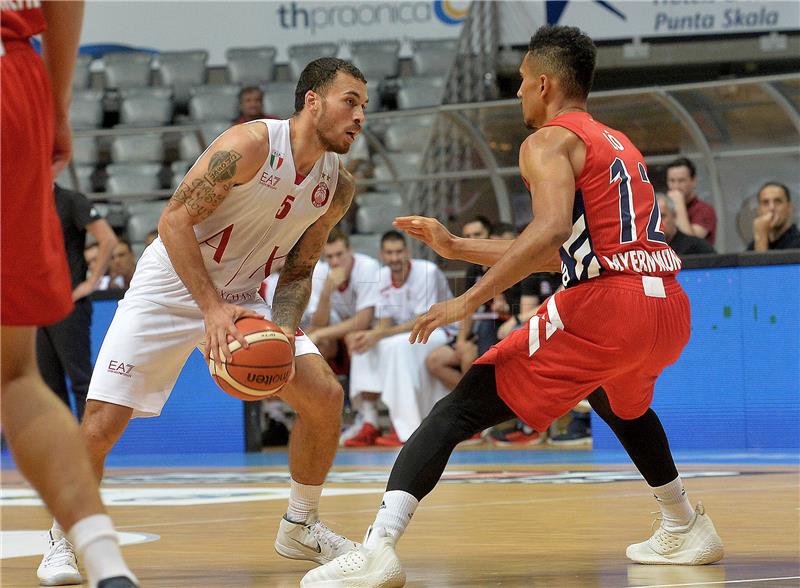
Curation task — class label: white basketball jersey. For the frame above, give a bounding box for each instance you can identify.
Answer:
[151,119,339,302]
[376,259,452,326]
[311,253,381,323]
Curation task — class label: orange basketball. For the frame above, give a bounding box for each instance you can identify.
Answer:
[208,317,293,400]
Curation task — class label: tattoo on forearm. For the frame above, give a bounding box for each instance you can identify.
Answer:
[169,149,241,220]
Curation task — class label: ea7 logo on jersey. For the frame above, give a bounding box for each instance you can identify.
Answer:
[259,171,281,189]
[311,182,330,208]
[107,360,135,377]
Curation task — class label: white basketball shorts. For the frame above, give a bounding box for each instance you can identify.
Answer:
[87,247,319,418]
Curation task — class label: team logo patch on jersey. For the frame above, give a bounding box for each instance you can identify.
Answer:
[311,182,330,208]
[269,151,284,171]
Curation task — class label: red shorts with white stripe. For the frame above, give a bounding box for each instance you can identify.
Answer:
[0,41,73,326]
[474,274,690,431]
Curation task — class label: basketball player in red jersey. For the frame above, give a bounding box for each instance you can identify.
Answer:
[303,26,723,587]
[1,2,138,587]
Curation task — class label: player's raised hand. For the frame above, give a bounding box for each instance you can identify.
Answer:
[203,302,263,364]
[410,295,472,344]
[393,216,454,258]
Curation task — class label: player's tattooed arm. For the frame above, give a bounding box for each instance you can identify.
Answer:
[169,149,242,222]
[272,163,355,331]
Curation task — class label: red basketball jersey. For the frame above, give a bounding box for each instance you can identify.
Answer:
[542,112,681,289]
[1,2,45,43]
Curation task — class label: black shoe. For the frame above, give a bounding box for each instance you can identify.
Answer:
[98,576,139,588]
[261,417,290,447]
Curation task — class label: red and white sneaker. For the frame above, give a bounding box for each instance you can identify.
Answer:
[374,429,404,447]
[489,421,544,446]
[343,422,381,448]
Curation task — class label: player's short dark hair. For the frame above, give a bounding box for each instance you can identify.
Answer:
[238,86,262,101]
[381,230,406,247]
[528,25,596,100]
[463,215,492,234]
[666,157,696,179]
[294,57,366,113]
[490,222,516,237]
[326,226,350,247]
[759,181,791,202]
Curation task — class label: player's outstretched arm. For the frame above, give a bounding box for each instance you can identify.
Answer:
[409,129,575,344]
[273,163,356,335]
[159,124,266,362]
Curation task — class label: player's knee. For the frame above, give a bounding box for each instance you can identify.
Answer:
[315,376,344,416]
[82,420,120,457]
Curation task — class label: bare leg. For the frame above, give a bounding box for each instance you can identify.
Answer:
[279,353,343,484]
[425,345,463,391]
[81,399,134,482]
[1,326,104,530]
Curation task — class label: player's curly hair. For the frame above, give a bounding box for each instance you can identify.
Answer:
[294,57,366,114]
[528,25,597,100]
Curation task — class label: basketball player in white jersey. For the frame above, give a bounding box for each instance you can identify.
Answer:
[38,58,368,584]
[345,231,453,447]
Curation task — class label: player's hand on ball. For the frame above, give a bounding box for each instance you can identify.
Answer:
[410,295,472,344]
[203,302,263,364]
[393,216,455,259]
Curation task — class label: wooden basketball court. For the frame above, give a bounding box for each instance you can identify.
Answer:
[2,450,798,587]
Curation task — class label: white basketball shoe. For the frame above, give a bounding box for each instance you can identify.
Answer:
[275,512,360,565]
[626,502,724,565]
[37,531,83,586]
[300,526,406,588]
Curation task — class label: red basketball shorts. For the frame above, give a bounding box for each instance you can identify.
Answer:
[1,41,73,326]
[475,274,690,430]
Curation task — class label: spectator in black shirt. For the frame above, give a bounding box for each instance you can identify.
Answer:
[657,194,715,257]
[748,182,800,251]
[37,184,117,421]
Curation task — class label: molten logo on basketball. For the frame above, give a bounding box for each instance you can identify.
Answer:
[247,372,289,386]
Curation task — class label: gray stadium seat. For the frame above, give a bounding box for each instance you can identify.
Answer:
[396,76,445,109]
[226,46,277,85]
[189,85,239,122]
[356,201,406,233]
[126,200,166,242]
[69,90,104,129]
[111,133,163,163]
[73,54,93,89]
[178,133,204,161]
[55,165,94,193]
[364,78,382,112]
[411,39,458,76]
[71,136,99,165]
[384,122,431,152]
[288,43,339,79]
[348,233,383,259]
[358,191,405,208]
[102,52,153,89]
[201,121,231,144]
[158,50,208,105]
[350,40,400,80]
[261,81,296,119]
[119,87,173,126]
[106,163,161,195]
[171,160,193,189]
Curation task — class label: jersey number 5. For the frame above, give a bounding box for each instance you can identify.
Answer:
[275,194,295,219]
[610,158,665,245]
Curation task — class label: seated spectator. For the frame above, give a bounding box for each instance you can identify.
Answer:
[307,227,380,364]
[425,215,491,391]
[344,230,454,447]
[657,194,715,257]
[233,86,277,124]
[99,239,136,290]
[666,157,717,245]
[748,182,800,251]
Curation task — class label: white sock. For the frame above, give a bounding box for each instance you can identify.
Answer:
[368,490,418,548]
[361,400,379,426]
[51,520,65,540]
[68,514,137,588]
[650,476,694,531]
[286,479,323,523]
